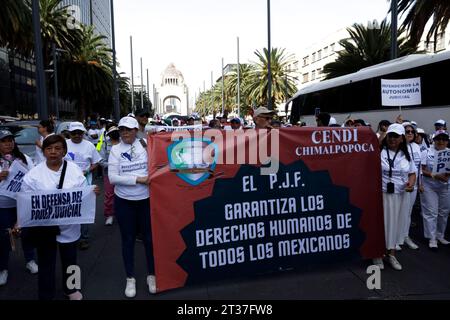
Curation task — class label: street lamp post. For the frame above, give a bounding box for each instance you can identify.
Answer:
[391,0,398,60]
[130,36,135,112]
[267,0,272,110]
[32,0,48,120]
[52,43,59,120]
[110,0,120,121]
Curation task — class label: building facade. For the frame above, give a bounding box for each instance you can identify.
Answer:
[298,28,348,88]
[61,0,112,45]
[154,63,189,116]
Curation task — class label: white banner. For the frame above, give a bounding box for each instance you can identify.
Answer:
[145,124,203,133]
[0,160,29,199]
[17,186,96,228]
[432,149,450,174]
[381,77,422,106]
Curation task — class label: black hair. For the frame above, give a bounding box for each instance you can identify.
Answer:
[403,124,417,142]
[39,120,54,134]
[42,134,67,154]
[316,113,331,126]
[377,120,391,131]
[354,119,367,126]
[108,130,120,141]
[380,135,411,162]
[0,136,28,165]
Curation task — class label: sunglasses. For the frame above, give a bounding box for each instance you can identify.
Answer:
[405,130,415,134]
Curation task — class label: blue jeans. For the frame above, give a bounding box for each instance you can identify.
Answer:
[0,207,35,271]
[114,196,154,278]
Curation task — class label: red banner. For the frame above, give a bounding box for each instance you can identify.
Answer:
[148,127,384,293]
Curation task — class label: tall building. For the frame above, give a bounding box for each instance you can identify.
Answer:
[298,28,349,88]
[61,0,112,45]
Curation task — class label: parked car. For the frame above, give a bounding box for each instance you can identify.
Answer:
[0,121,41,161]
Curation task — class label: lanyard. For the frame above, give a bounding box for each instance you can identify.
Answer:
[386,148,399,178]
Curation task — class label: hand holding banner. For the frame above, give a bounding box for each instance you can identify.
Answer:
[0,160,29,199]
[17,186,96,228]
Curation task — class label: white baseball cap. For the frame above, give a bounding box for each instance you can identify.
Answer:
[254,106,276,118]
[435,119,446,126]
[416,128,425,135]
[118,116,139,129]
[386,123,405,136]
[328,117,337,125]
[68,122,86,132]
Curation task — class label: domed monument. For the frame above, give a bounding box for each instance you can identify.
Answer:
[154,63,190,116]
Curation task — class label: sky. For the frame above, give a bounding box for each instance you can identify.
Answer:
[114,0,392,103]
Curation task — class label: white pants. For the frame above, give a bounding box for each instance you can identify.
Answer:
[383,192,409,250]
[398,188,418,244]
[420,179,450,240]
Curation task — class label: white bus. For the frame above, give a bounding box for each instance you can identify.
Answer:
[287,50,450,133]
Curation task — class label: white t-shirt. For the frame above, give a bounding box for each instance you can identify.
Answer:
[408,142,422,189]
[0,154,34,208]
[108,139,149,200]
[65,139,102,184]
[381,148,417,193]
[22,161,87,243]
[421,146,450,186]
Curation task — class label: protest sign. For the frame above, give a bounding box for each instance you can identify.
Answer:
[17,186,96,227]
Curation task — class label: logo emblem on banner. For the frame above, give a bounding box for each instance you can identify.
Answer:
[167,138,218,186]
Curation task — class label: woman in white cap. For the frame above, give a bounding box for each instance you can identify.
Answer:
[420,130,450,249]
[397,123,421,250]
[415,128,430,152]
[108,116,155,297]
[0,130,38,286]
[373,123,416,271]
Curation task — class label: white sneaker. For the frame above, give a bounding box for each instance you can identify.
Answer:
[147,275,156,294]
[26,260,39,274]
[105,216,114,226]
[372,258,384,270]
[125,277,136,298]
[395,244,402,251]
[388,255,402,271]
[429,239,438,249]
[0,270,8,286]
[437,238,450,245]
[404,237,419,250]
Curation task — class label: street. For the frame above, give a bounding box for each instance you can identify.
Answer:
[1,178,450,300]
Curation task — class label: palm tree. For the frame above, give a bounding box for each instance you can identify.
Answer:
[246,47,298,110]
[37,0,83,66]
[58,26,113,120]
[224,64,255,116]
[397,0,450,46]
[323,20,417,79]
[0,0,32,54]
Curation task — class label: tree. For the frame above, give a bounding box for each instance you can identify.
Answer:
[246,47,298,110]
[323,20,417,80]
[58,26,113,120]
[397,0,450,46]
[0,0,34,56]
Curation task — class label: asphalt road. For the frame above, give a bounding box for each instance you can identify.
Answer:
[1,179,450,300]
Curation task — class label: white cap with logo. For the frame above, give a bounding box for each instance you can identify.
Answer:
[118,116,139,129]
